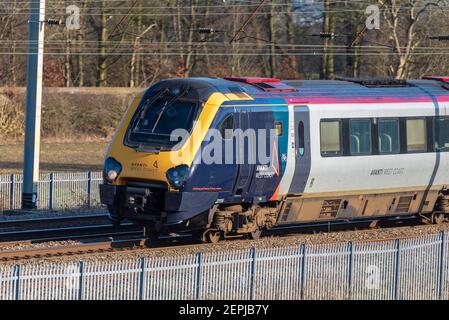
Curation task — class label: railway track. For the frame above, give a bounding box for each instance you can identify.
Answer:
[0,238,150,261]
[0,213,144,243]
[0,210,440,261]
[0,213,438,262]
[0,212,108,229]
[0,213,183,261]
[0,223,143,243]
[0,225,434,262]
[0,235,199,261]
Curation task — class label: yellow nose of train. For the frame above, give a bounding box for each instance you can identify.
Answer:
[105,85,249,187]
[99,77,258,237]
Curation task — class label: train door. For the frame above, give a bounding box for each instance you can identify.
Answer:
[290,106,311,193]
[232,109,254,197]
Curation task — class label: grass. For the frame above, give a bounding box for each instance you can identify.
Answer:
[0,141,108,174]
[0,87,141,142]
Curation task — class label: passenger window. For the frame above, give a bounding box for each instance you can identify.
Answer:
[378,119,400,154]
[220,115,234,140]
[320,120,342,156]
[406,118,427,152]
[349,119,372,155]
[298,121,305,156]
[275,122,283,136]
[435,117,449,151]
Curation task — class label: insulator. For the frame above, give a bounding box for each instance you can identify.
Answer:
[429,36,449,41]
[45,19,63,25]
[320,32,335,39]
[198,28,215,34]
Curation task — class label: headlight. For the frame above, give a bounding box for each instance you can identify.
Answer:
[103,157,122,183]
[166,165,190,189]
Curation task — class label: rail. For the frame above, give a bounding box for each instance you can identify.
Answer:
[0,213,142,244]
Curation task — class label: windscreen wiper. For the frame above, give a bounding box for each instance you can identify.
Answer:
[150,88,189,133]
[134,144,162,154]
[138,87,170,120]
[130,88,189,153]
[126,88,170,150]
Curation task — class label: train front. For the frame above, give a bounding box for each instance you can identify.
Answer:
[99,79,224,236]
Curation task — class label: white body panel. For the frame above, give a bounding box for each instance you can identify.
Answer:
[301,102,449,194]
[278,105,296,195]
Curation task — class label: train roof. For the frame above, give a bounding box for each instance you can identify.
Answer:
[152,76,449,105]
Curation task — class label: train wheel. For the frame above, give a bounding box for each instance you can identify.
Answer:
[144,226,159,244]
[111,219,120,228]
[369,220,379,229]
[203,230,221,244]
[432,213,445,225]
[107,205,121,227]
[248,229,262,240]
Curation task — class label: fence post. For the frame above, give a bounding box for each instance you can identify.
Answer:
[49,173,54,210]
[249,247,257,300]
[394,239,401,300]
[14,264,20,300]
[195,252,202,300]
[139,257,145,300]
[78,261,84,301]
[87,172,92,208]
[9,174,14,210]
[348,241,354,300]
[300,244,306,300]
[439,231,446,300]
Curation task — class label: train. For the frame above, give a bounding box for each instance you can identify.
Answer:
[99,76,449,242]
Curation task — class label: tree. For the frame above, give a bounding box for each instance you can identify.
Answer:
[382,0,445,79]
[129,24,157,87]
[321,0,335,80]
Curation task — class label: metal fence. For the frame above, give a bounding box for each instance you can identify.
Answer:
[0,231,447,300]
[0,172,103,212]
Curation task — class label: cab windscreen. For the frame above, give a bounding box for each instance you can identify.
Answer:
[124,94,199,150]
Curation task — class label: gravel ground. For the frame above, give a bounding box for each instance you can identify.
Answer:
[0,240,83,252]
[5,220,449,266]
